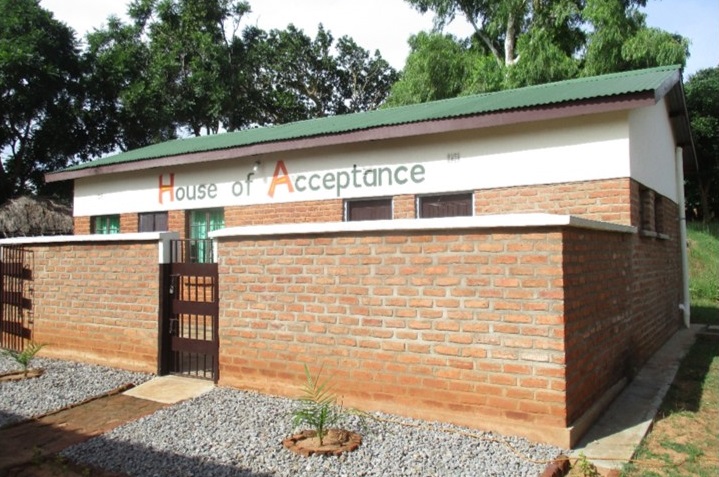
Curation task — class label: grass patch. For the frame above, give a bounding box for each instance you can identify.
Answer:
[620,223,718,476]
[687,222,718,310]
[620,330,719,477]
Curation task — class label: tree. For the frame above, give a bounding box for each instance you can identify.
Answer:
[258,24,398,123]
[83,2,396,146]
[405,0,583,73]
[385,32,472,106]
[82,16,177,154]
[684,67,719,222]
[335,37,398,113]
[0,0,84,202]
[389,0,688,106]
[146,0,252,136]
[582,0,688,76]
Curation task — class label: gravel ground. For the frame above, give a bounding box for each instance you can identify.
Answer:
[0,354,151,428]
[2,355,564,476]
[64,387,565,477]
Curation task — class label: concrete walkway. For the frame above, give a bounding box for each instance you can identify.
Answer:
[123,375,214,404]
[569,324,703,475]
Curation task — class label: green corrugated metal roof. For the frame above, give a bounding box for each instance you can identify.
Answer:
[63,65,680,172]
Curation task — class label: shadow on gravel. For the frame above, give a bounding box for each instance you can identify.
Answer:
[66,438,277,477]
[0,405,274,477]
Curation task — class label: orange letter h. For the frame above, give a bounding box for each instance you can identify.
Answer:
[158,173,174,204]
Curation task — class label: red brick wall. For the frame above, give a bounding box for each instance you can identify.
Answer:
[394,195,415,219]
[475,178,633,225]
[562,229,633,423]
[629,195,682,365]
[225,200,343,227]
[562,191,681,425]
[217,229,570,444]
[120,213,138,233]
[168,210,186,239]
[73,216,91,235]
[28,241,160,372]
[72,178,631,233]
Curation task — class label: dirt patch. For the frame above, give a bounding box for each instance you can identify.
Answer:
[283,428,362,457]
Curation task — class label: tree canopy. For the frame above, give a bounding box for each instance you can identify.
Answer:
[684,67,719,221]
[387,0,689,104]
[78,0,398,155]
[0,0,84,202]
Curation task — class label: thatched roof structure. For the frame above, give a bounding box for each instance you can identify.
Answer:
[0,196,73,238]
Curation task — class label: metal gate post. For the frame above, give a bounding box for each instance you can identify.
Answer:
[0,246,4,340]
[157,232,179,376]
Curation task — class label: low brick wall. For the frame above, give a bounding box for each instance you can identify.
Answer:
[215,228,556,444]
[214,219,680,447]
[19,240,160,372]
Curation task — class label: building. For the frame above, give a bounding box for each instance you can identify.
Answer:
[0,65,694,447]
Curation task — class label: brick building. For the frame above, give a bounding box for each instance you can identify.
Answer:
[0,65,694,447]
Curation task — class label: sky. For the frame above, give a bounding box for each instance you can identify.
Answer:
[40,0,718,77]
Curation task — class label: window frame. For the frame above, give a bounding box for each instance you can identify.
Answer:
[138,211,168,232]
[187,208,225,263]
[417,192,474,219]
[344,197,393,222]
[92,215,120,234]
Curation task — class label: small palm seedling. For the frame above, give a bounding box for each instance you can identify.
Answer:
[291,364,344,446]
[1,342,45,377]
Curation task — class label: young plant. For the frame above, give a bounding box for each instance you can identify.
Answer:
[574,452,600,477]
[1,342,45,377]
[291,364,343,446]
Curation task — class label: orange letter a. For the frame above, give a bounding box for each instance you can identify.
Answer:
[268,160,294,198]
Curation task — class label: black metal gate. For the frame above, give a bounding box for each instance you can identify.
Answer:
[0,246,34,352]
[159,239,219,382]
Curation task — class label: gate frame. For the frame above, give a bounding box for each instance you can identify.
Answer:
[158,238,219,383]
[0,245,34,352]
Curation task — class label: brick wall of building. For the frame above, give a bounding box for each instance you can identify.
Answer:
[71,178,632,235]
[562,188,681,426]
[32,176,682,447]
[73,216,91,235]
[562,229,634,423]
[120,213,138,233]
[475,178,633,225]
[225,200,344,227]
[168,210,186,239]
[216,228,572,444]
[394,195,416,219]
[629,195,682,369]
[27,241,160,372]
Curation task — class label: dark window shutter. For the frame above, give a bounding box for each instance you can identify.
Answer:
[139,212,168,232]
[347,199,392,221]
[419,193,472,218]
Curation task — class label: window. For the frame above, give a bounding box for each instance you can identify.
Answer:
[639,186,654,232]
[188,209,224,262]
[345,198,392,221]
[418,193,473,218]
[139,212,168,232]
[654,195,664,235]
[93,215,120,234]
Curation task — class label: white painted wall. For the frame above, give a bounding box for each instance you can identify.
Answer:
[74,112,632,216]
[629,98,678,202]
